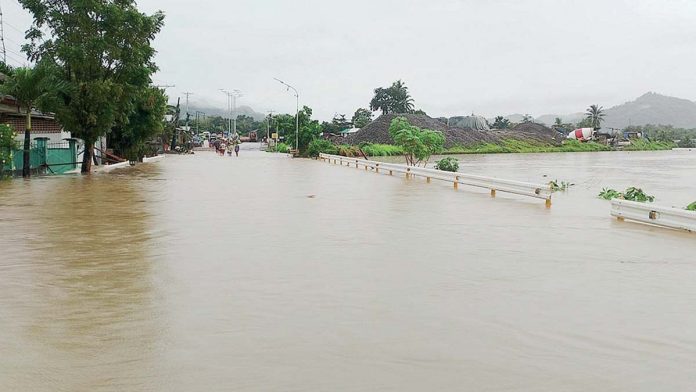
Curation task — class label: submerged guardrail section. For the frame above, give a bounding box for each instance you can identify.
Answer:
[319,153,553,206]
[611,199,696,232]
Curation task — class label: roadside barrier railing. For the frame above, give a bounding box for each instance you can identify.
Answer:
[611,199,696,232]
[319,153,553,206]
[142,155,165,163]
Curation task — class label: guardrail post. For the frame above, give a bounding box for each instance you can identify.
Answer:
[490,189,496,197]
[375,164,379,173]
[355,160,359,169]
[406,168,410,179]
[389,170,393,176]
[454,176,459,189]
[427,177,431,183]
[545,198,552,208]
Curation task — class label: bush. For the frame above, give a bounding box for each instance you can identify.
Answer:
[0,124,17,170]
[274,143,290,153]
[678,138,695,148]
[306,139,338,158]
[687,202,696,211]
[434,157,459,172]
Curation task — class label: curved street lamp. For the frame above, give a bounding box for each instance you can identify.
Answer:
[273,78,299,151]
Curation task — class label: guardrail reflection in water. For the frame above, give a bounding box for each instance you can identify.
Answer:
[318,153,553,207]
[611,199,696,232]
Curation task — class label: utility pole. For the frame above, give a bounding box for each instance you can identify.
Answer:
[0,2,6,64]
[273,78,299,151]
[195,111,206,138]
[182,92,193,128]
[266,110,276,142]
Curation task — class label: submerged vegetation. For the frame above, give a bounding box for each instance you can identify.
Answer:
[599,187,655,202]
[434,157,459,172]
[549,180,572,192]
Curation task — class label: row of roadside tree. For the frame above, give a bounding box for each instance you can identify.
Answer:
[0,0,166,177]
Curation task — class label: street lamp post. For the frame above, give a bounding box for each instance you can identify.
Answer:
[220,89,242,139]
[273,78,299,151]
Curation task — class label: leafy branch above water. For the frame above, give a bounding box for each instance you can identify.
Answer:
[599,187,655,202]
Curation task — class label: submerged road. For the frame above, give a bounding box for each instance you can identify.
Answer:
[1,148,695,391]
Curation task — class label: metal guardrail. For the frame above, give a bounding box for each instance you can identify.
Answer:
[142,155,165,163]
[611,199,696,232]
[319,153,553,206]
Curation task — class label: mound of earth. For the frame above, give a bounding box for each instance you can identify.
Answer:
[494,122,564,145]
[341,113,500,148]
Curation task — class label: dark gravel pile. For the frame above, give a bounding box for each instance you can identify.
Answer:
[337,114,562,148]
[340,114,500,148]
[494,122,564,145]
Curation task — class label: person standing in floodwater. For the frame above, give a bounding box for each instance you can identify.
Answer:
[234,143,240,157]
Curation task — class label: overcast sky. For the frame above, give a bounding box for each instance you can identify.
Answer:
[3,0,696,120]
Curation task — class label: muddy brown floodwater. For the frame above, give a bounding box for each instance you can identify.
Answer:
[1,147,695,391]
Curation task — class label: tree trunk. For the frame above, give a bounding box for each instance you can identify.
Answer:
[81,139,94,174]
[22,110,32,178]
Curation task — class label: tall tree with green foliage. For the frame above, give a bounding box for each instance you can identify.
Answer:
[370,80,415,114]
[0,64,57,177]
[20,0,165,173]
[388,116,444,166]
[109,86,167,160]
[351,108,372,128]
[585,104,605,129]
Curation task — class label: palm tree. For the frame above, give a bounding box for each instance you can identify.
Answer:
[388,80,414,114]
[0,65,53,177]
[585,104,605,129]
[369,80,415,115]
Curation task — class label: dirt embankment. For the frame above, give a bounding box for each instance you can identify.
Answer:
[337,114,561,147]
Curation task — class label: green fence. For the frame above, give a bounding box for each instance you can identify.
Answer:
[1,138,78,175]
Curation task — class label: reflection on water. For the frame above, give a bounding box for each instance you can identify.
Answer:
[1,149,696,391]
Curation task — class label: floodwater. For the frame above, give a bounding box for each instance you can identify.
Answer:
[1,145,695,391]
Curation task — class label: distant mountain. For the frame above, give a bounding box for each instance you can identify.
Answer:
[172,103,266,121]
[536,113,585,125]
[602,92,696,128]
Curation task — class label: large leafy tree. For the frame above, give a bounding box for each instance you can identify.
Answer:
[370,80,415,115]
[388,116,444,166]
[0,64,57,177]
[20,0,165,173]
[585,104,605,129]
[109,86,167,160]
[351,108,372,128]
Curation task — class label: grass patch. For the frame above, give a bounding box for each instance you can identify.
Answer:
[623,139,675,151]
[358,143,403,156]
[335,143,404,157]
[444,139,610,154]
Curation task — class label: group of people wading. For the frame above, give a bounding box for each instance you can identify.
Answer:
[213,138,241,157]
